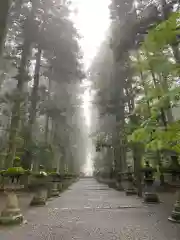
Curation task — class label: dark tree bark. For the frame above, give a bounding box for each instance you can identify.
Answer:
[6,37,32,168]
[112,61,127,173]
[23,47,42,169]
[6,8,35,167]
[0,0,11,55]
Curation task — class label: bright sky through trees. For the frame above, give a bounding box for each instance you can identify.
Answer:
[71,0,110,174]
[71,0,110,70]
[71,0,110,128]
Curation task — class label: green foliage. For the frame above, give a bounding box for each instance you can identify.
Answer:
[127,11,180,163]
[91,1,180,177]
[129,128,150,144]
[3,167,25,176]
[143,12,180,51]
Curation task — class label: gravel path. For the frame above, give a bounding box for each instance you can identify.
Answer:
[0,178,180,239]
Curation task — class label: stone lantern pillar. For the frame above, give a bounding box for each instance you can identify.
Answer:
[30,165,48,206]
[0,157,25,225]
[125,165,137,195]
[142,161,159,203]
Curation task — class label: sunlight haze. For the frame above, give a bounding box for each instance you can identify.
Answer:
[71,0,110,70]
[71,0,110,175]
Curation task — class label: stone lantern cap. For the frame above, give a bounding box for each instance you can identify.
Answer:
[33,165,47,178]
[0,156,25,178]
[48,168,61,182]
[160,161,180,174]
[141,161,156,172]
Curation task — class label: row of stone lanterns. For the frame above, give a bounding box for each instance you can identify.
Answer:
[95,144,180,224]
[95,161,160,202]
[114,161,159,203]
[123,161,180,223]
[0,159,78,225]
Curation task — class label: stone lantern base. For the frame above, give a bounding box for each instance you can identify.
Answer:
[143,178,159,203]
[143,192,159,203]
[126,188,137,196]
[58,182,63,192]
[62,179,70,190]
[107,179,117,189]
[50,182,60,197]
[30,187,47,206]
[125,181,137,195]
[116,181,124,191]
[47,183,52,199]
[168,202,180,223]
[0,191,23,225]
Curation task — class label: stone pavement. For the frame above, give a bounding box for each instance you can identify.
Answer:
[0,178,180,239]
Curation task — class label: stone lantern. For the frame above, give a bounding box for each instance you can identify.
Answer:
[71,173,78,183]
[125,165,137,195]
[58,173,63,192]
[61,172,68,190]
[107,167,117,189]
[166,157,180,223]
[48,168,60,197]
[30,165,48,206]
[168,190,180,223]
[142,161,159,203]
[63,172,72,190]
[0,157,25,225]
[116,172,124,191]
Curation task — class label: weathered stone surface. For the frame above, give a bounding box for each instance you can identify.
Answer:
[50,183,60,197]
[0,191,23,225]
[30,187,47,206]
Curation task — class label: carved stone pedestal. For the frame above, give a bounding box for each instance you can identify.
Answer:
[62,178,70,190]
[50,182,59,197]
[126,179,136,195]
[116,181,124,191]
[144,192,159,203]
[0,162,25,225]
[30,165,48,206]
[0,191,23,225]
[58,182,63,192]
[30,186,47,206]
[169,191,180,223]
[126,188,137,196]
[125,167,136,195]
[142,161,159,204]
[107,179,117,189]
[143,179,159,203]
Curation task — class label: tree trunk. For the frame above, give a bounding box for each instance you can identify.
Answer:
[6,5,36,167]
[129,114,143,197]
[133,143,143,197]
[45,77,52,143]
[6,37,31,168]
[60,147,65,174]
[161,74,174,123]
[23,47,42,169]
[113,61,127,173]
[51,120,60,170]
[29,47,42,127]
[45,115,49,142]
[0,0,11,55]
